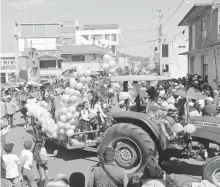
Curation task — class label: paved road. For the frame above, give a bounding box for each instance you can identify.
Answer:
[5,112,203,187]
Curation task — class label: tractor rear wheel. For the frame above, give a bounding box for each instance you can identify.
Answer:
[98,123,159,175]
[203,156,220,186]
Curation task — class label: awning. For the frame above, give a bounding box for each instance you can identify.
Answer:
[178,4,212,26]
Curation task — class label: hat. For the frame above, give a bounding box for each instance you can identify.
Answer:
[24,140,32,149]
[6,95,11,99]
[4,143,14,153]
[189,102,194,106]
[205,97,214,103]
[214,90,219,95]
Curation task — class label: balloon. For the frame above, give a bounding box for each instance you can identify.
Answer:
[59,129,65,135]
[76,83,83,90]
[109,68,116,74]
[70,79,77,89]
[109,60,116,68]
[73,111,80,118]
[70,118,75,125]
[128,90,138,98]
[102,63,109,70]
[184,124,196,134]
[72,72,78,79]
[119,92,130,101]
[66,129,74,137]
[77,69,84,77]
[173,123,184,133]
[64,87,71,95]
[52,132,58,139]
[71,125,76,131]
[60,107,68,114]
[70,95,78,103]
[60,115,67,123]
[62,94,70,103]
[69,89,75,95]
[57,122,65,128]
[84,69,91,77]
[103,54,111,63]
[66,112,73,120]
[79,76,86,83]
[46,132,52,138]
[64,123,71,129]
[75,90,81,97]
[69,106,76,113]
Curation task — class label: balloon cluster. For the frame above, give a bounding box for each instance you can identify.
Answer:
[102,54,117,75]
[26,99,59,139]
[55,67,92,140]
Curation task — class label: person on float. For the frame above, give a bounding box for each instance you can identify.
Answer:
[145,87,177,144]
[91,96,107,123]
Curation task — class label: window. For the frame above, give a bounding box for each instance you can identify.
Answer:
[201,16,206,38]
[105,34,110,40]
[40,60,56,68]
[201,55,208,78]
[111,34,117,42]
[162,44,169,57]
[71,55,85,61]
[190,56,195,74]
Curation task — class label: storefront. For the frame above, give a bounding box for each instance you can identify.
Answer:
[0,54,16,83]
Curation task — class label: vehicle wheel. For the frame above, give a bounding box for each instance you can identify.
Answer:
[98,123,158,175]
[203,156,220,186]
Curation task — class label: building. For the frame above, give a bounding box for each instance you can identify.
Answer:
[75,24,121,55]
[61,45,111,72]
[179,3,220,88]
[0,53,16,83]
[17,21,120,78]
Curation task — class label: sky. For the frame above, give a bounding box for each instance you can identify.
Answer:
[0,0,210,57]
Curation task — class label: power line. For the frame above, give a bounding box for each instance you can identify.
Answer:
[122,27,157,33]
[118,39,159,49]
[162,0,185,26]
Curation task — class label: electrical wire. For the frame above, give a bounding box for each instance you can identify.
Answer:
[162,0,185,26]
[122,27,158,33]
[118,39,159,49]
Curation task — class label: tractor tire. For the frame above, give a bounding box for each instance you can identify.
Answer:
[202,156,220,187]
[98,123,159,175]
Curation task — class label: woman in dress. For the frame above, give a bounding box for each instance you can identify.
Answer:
[91,96,107,123]
[146,87,176,141]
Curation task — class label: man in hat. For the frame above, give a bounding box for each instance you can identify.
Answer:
[202,97,218,116]
[5,95,16,127]
[2,143,21,187]
[20,140,37,187]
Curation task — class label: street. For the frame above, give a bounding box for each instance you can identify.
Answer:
[6,112,203,187]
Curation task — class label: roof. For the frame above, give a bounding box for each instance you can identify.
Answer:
[179,42,220,55]
[109,75,174,82]
[61,45,110,55]
[178,4,212,26]
[83,24,119,30]
[38,54,64,61]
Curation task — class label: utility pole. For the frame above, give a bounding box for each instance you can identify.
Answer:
[158,10,163,75]
[15,7,20,80]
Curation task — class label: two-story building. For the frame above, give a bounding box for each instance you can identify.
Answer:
[179,3,220,88]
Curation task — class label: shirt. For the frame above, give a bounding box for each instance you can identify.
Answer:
[2,154,20,179]
[39,147,48,164]
[5,101,16,115]
[87,163,128,187]
[20,150,33,170]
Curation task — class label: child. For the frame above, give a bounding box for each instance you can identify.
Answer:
[20,140,37,187]
[2,143,21,187]
[20,101,28,129]
[5,96,16,128]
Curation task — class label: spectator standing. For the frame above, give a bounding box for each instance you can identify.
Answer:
[20,101,28,129]
[5,95,16,127]
[1,156,13,187]
[20,140,37,187]
[2,143,21,187]
[87,147,128,187]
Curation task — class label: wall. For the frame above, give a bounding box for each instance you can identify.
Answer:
[189,8,219,51]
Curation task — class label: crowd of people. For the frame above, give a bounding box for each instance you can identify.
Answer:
[1,73,220,187]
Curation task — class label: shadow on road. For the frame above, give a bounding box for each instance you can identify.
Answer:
[16,123,25,127]
[45,140,97,162]
[162,159,203,176]
[26,129,33,136]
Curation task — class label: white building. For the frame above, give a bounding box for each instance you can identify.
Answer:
[75,24,121,55]
[0,53,16,83]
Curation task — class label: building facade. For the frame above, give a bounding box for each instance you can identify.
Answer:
[0,53,16,83]
[179,3,220,88]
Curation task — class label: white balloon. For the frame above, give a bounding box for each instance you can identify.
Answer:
[84,69,91,77]
[66,129,74,137]
[103,54,111,63]
[109,60,116,68]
